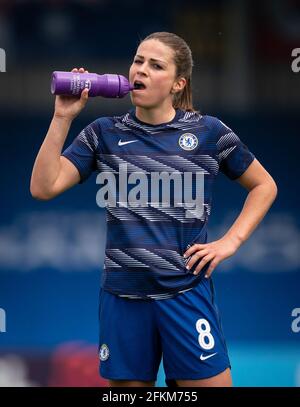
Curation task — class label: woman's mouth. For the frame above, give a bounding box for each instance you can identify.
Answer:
[133,80,146,91]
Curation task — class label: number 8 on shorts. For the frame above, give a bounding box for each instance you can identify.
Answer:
[196,318,215,350]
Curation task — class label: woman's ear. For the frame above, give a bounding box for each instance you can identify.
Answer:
[171,77,187,94]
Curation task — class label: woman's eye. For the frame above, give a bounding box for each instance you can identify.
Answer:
[133,60,162,69]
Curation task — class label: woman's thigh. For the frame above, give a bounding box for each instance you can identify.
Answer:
[155,278,231,384]
[99,289,162,383]
[176,367,232,387]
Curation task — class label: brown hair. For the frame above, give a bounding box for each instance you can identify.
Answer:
[141,32,198,113]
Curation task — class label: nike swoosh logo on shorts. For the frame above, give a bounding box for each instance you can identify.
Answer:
[118,140,138,146]
[200,352,217,361]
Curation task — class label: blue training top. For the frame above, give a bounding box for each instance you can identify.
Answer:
[62,108,255,300]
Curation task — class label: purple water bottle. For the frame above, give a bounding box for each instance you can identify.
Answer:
[51,71,134,98]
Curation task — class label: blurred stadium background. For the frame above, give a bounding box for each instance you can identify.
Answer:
[0,0,299,387]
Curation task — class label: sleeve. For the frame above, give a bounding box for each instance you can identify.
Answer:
[216,119,255,180]
[61,119,100,184]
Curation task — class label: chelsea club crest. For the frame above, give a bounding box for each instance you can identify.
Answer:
[99,344,110,361]
[178,133,198,151]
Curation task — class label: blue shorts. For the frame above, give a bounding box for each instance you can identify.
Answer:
[98,277,231,384]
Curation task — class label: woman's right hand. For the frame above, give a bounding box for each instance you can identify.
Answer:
[54,67,89,121]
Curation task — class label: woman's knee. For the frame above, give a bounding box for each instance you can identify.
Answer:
[108,379,155,387]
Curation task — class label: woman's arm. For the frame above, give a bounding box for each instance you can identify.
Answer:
[30,67,89,200]
[183,158,278,277]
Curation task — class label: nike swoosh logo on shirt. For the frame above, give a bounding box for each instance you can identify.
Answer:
[118,140,138,146]
[200,352,217,361]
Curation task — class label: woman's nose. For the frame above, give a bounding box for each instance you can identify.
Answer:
[137,63,147,76]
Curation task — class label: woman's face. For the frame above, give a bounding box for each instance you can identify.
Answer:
[129,39,180,109]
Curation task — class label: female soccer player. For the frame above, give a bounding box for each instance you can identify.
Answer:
[30,32,277,387]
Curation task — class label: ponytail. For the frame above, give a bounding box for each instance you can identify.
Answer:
[173,76,195,112]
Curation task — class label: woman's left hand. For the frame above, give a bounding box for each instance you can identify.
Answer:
[183,237,240,278]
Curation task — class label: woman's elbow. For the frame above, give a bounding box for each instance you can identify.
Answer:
[266,177,278,202]
[30,182,54,201]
